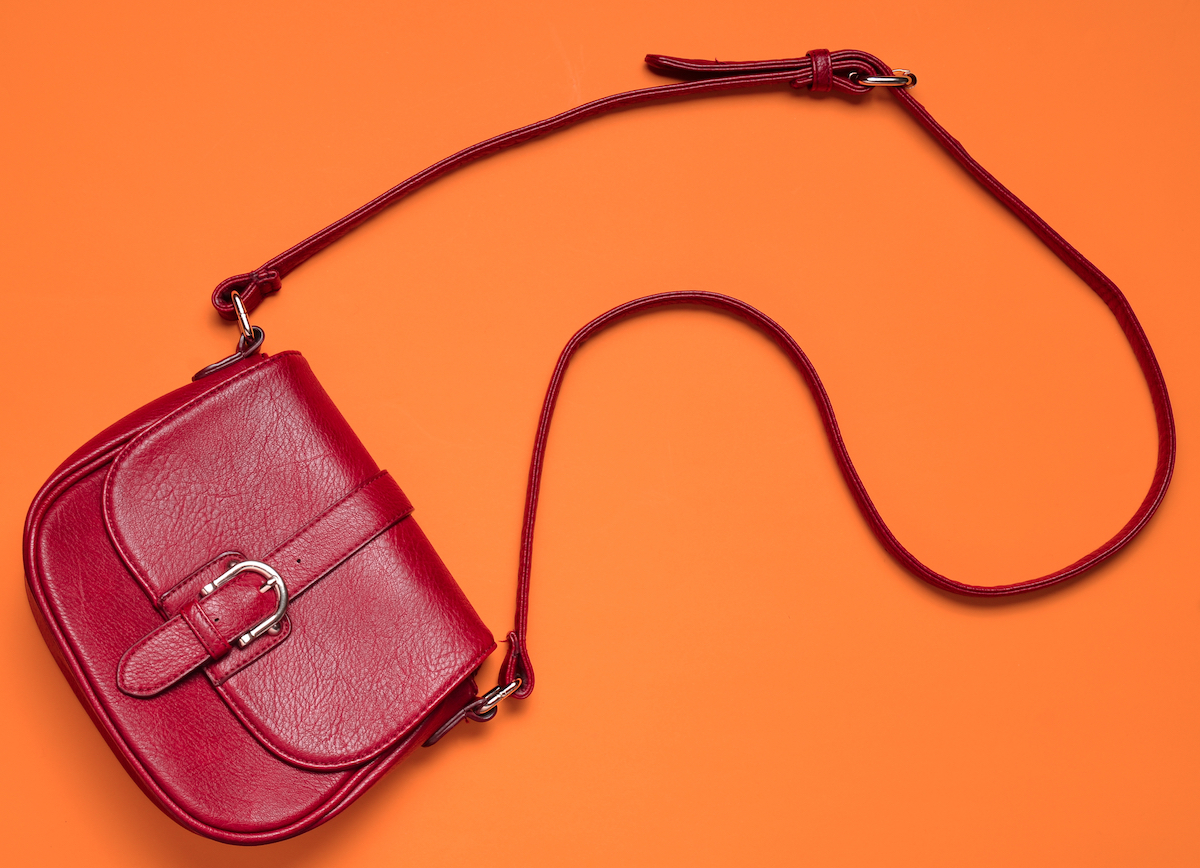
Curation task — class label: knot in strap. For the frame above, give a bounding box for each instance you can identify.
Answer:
[788,49,878,95]
[211,269,282,321]
[644,49,876,95]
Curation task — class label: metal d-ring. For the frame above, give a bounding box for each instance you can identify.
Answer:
[200,560,289,648]
[236,324,266,355]
[849,68,917,87]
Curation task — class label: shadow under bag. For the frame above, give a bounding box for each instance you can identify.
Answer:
[23,49,1175,843]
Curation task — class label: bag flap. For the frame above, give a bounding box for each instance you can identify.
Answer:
[103,352,494,770]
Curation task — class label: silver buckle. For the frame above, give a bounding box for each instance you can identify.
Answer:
[200,560,289,648]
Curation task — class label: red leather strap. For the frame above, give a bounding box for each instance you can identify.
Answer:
[118,576,275,697]
[496,278,1175,698]
[211,50,885,318]
[207,51,1175,707]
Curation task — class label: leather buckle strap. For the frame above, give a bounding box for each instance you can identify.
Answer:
[117,565,285,697]
[117,471,415,697]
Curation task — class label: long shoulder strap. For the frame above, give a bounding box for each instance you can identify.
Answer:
[211,50,900,317]
[208,50,1175,721]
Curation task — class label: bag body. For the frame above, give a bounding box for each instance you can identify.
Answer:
[23,350,494,843]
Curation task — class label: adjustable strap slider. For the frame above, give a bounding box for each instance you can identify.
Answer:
[643,49,907,96]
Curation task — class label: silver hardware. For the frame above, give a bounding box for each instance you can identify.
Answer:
[230,290,254,342]
[200,560,289,648]
[238,324,266,353]
[848,68,917,87]
[192,323,265,381]
[476,678,522,716]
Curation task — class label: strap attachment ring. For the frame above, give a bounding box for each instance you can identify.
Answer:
[848,68,917,87]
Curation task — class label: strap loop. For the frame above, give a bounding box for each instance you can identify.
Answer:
[806,48,834,92]
[212,270,281,321]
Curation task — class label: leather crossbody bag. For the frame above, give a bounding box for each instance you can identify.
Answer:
[22,49,1176,844]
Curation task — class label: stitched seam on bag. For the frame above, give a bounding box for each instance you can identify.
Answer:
[262,470,410,596]
[205,512,408,685]
[176,472,400,617]
[26,451,167,705]
[273,470,398,545]
[23,443,384,842]
[157,473,396,644]
[216,642,496,770]
[205,507,415,685]
[117,616,208,696]
[159,550,245,614]
[199,470,409,683]
[30,355,478,813]
[205,616,291,686]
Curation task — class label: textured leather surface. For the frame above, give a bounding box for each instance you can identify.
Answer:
[117,471,416,699]
[100,353,494,768]
[119,612,227,697]
[216,515,493,769]
[807,48,833,92]
[25,351,494,841]
[103,352,380,600]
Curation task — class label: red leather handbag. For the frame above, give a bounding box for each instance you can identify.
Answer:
[22,50,1175,844]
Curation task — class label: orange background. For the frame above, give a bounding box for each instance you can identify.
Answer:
[2,1,1197,865]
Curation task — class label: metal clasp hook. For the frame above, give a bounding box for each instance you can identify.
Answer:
[476,678,522,717]
[230,290,255,343]
[192,290,266,380]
